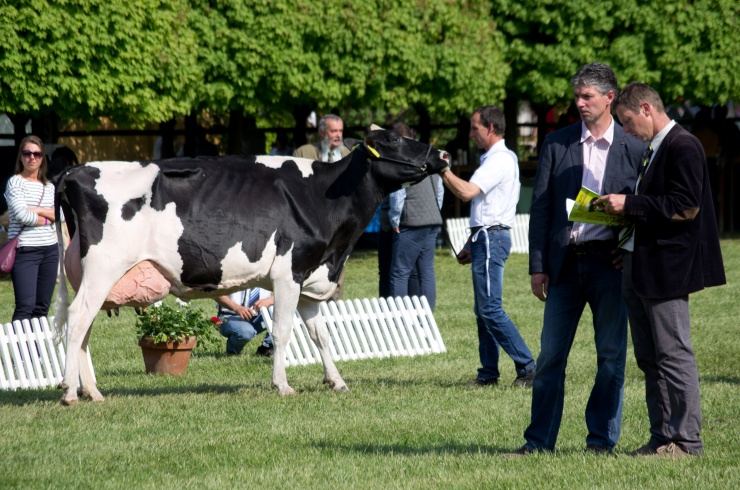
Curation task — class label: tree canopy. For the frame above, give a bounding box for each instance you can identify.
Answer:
[0,0,737,129]
[0,0,201,124]
[493,0,740,105]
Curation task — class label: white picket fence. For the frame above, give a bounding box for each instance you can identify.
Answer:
[0,317,94,391]
[445,214,530,256]
[1,296,444,387]
[261,296,445,367]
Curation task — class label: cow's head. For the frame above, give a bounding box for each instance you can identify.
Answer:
[349,128,450,192]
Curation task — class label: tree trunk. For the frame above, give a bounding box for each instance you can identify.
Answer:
[183,112,197,157]
[228,109,245,155]
[292,104,313,148]
[159,119,176,159]
[415,105,431,144]
[503,96,518,156]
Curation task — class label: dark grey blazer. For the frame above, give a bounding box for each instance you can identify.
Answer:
[529,121,646,285]
[624,124,726,298]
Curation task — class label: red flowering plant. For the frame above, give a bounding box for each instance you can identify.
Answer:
[135,301,220,351]
[210,316,223,327]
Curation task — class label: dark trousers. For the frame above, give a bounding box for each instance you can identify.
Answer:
[11,244,59,321]
[525,244,627,450]
[378,228,394,298]
[389,225,439,310]
[622,253,702,454]
[379,227,420,298]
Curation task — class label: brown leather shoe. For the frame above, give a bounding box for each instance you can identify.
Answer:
[655,443,694,458]
[628,442,694,458]
[628,443,658,456]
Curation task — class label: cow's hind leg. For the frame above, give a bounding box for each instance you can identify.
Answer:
[78,325,103,402]
[270,280,302,395]
[60,278,113,405]
[297,298,348,393]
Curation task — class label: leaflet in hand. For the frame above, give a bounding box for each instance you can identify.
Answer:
[567,187,628,226]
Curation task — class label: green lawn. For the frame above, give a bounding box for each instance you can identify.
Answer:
[1,240,738,489]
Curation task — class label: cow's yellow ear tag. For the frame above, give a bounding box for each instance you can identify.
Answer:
[366,145,380,158]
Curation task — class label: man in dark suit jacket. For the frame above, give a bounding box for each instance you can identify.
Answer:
[597,83,726,457]
[511,63,646,456]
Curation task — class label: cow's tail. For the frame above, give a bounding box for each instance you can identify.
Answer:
[52,171,72,347]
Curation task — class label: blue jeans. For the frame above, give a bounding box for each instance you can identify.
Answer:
[389,225,440,310]
[524,246,627,451]
[219,313,272,355]
[471,229,535,380]
[11,244,59,321]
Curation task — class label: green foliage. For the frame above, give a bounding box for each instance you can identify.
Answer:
[0,0,201,125]
[135,301,219,348]
[493,0,740,105]
[1,0,736,126]
[190,0,509,121]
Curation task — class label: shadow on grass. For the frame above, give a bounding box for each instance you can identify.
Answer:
[0,382,266,407]
[313,441,605,457]
[700,375,740,385]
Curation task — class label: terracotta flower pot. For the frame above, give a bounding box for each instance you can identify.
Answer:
[139,336,197,375]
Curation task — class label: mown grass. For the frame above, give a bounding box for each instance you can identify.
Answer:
[0,240,737,489]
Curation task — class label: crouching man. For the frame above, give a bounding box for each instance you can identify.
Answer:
[215,288,274,357]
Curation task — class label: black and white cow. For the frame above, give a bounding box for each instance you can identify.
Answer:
[53,129,450,405]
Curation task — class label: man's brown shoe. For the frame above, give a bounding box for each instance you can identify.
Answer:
[627,443,659,456]
[628,442,693,458]
[655,443,694,458]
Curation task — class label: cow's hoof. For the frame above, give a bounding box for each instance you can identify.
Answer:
[81,389,105,402]
[60,397,78,406]
[324,379,348,393]
[278,386,296,396]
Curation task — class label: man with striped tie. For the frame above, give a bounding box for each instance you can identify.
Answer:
[215,288,274,357]
[596,83,726,457]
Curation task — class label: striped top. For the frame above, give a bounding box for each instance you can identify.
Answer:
[4,175,57,247]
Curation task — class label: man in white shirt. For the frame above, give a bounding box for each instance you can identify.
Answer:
[215,288,274,357]
[440,105,536,388]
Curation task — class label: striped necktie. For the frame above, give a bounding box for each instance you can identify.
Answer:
[247,288,260,307]
[327,149,334,163]
[618,144,654,248]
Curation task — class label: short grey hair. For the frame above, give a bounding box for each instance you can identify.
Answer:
[571,62,618,97]
[318,114,343,133]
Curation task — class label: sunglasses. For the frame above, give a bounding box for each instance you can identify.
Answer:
[21,150,44,159]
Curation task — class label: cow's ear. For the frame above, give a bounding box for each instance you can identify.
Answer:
[344,138,361,150]
[363,136,380,158]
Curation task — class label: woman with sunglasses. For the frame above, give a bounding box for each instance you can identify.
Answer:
[4,135,59,322]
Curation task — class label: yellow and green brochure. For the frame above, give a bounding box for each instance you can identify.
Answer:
[567,186,629,227]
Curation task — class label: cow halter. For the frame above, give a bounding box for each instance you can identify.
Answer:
[359,140,432,173]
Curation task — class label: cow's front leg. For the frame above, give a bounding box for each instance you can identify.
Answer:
[297,298,348,393]
[270,279,301,395]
